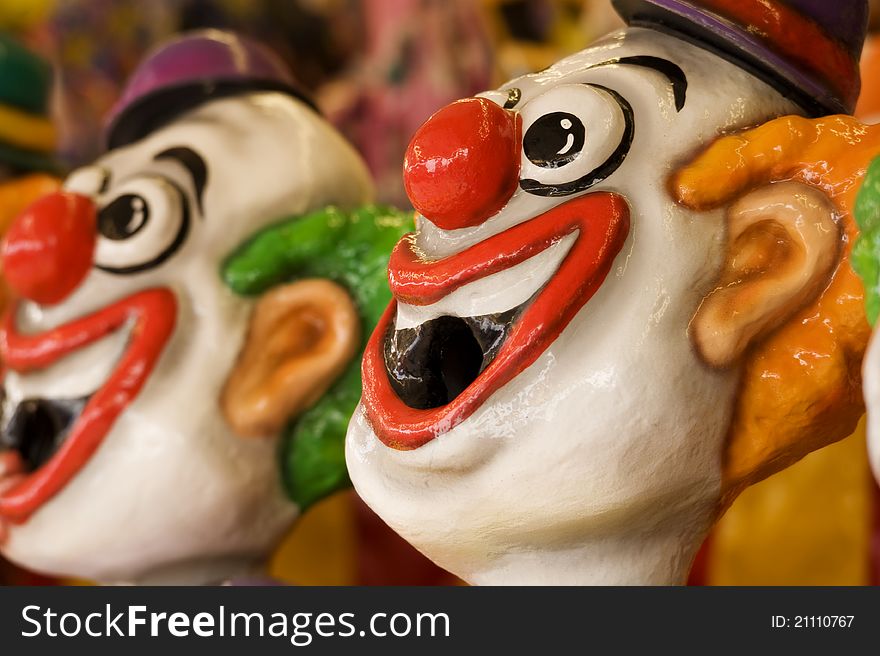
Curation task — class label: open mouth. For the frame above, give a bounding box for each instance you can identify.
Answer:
[1,396,90,473]
[384,302,529,411]
[362,192,630,450]
[0,289,177,524]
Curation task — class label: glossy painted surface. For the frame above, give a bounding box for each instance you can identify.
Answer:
[673,114,875,501]
[1,192,97,305]
[222,279,361,439]
[0,90,373,584]
[104,29,307,149]
[0,37,60,565]
[0,175,61,551]
[696,148,876,583]
[0,175,61,313]
[404,98,522,230]
[347,27,802,586]
[611,0,868,115]
[697,107,880,586]
[688,181,841,369]
[0,289,177,522]
[364,192,629,449]
[0,175,59,231]
[222,205,411,510]
[685,0,861,106]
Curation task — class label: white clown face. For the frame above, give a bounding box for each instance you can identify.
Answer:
[0,92,372,583]
[346,28,798,585]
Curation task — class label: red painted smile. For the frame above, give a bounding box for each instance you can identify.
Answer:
[362,192,630,450]
[0,289,177,523]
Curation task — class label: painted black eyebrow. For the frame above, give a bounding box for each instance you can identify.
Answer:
[589,56,688,111]
[99,170,111,194]
[154,147,207,214]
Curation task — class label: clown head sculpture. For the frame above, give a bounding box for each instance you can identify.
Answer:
[346,0,871,584]
[0,30,411,585]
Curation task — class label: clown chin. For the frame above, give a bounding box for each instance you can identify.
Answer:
[347,236,741,585]
[346,354,732,585]
[1,401,299,585]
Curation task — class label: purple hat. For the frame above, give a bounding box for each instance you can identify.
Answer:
[104,29,314,149]
[612,0,869,116]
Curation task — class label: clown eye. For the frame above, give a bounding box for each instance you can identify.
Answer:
[99,194,149,240]
[523,112,586,169]
[519,83,634,197]
[94,176,191,275]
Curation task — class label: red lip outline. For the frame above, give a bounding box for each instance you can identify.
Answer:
[0,288,177,523]
[362,192,630,450]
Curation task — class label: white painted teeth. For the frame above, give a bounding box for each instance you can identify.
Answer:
[395,232,576,331]
[4,325,130,402]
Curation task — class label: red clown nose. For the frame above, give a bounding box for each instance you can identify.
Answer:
[404,97,521,230]
[1,192,96,305]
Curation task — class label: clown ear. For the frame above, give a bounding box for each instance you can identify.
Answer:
[222,279,360,438]
[691,181,841,368]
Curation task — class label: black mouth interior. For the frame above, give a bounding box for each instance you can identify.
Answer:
[384,299,531,410]
[0,396,88,473]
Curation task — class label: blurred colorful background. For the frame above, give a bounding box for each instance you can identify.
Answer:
[0,0,878,586]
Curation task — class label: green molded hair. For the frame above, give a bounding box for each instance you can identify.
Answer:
[853,155,880,326]
[221,204,413,510]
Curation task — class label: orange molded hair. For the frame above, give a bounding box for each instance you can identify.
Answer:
[674,115,878,505]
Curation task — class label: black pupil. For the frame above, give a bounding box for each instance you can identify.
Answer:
[523,112,585,169]
[98,194,149,240]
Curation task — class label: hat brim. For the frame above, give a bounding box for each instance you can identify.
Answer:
[612,0,848,116]
[0,140,59,175]
[104,79,318,150]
